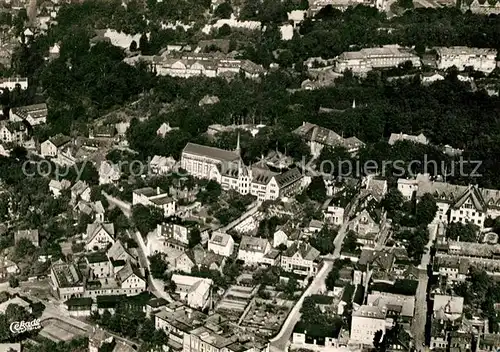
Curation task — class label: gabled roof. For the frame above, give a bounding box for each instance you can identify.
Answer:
[116,262,144,282]
[182,143,241,163]
[47,134,71,148]
[71,180,90,195]
[209,231,232,247]
[11,103,48,120]
[107,240,134,262]
[284,241,320,261]
[275,168,302,188]
[86,222,115,244]
[239,236,269,253]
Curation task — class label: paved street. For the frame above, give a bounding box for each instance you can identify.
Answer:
[269,261,333,351]
[269,194,361,351]
[130,230,173,302]
[411,223,437,351]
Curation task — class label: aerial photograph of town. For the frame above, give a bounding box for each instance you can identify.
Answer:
[0,0,498,351]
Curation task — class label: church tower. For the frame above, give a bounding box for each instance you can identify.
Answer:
[235,131,241,155]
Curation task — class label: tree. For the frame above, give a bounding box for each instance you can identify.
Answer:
[14,238,36,259]
[214,2,233,18]
[341,230,360,254]
[382,188,405,219]
[310,226,337,255]
[416,193,438,225]
[8,276,19,288]
[130,40,138,52]
[149,253,168,280]
[132,205,164,235]
[188,228,201,248]
[446,222,478,242]
[218,24,231,37]
[139,33,149,54]
[306,176,327,203]
[325,267,340,291]
[285,277,298,297]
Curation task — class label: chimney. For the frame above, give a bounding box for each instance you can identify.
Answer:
[156,187,160,195]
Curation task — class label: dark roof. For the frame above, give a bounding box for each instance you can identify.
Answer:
[284,241,320,261]
[275,168,302,188]
[86,252,108,264]
[48,134,72,148]
[64,297,93,307]
[182,143,241,162]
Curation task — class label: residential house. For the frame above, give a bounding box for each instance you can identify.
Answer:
[170,274,213,310]
[388,132,429,146]
[281,241,321,276]
[0,77,28,90]
[156,122,178,137]
[350,305,388,345]
[432,255,468,283]
[98,160,121,185]
[107,240,137,266]
[421,72,445,85]
[273,229,289,248]
[397,178,420,201]
[156,222,191,250]
[208,231,234,257]
[174,244,226,273]
[116,262,146,293]
[85,222,115,251]
[293,121,365,157]
[366,292,416,318]
[0,296,31,314]
[74,200,105,223]
[40,134,72,157]
[85,252,111,279]
[132,187,176,217]
[435,47,497,74]
[150,155,176,175]
[10,103,48,125]
[49,259,85,300]
[15,229,39,247]
[0,121,29,145]
[348,209,380,246]
[308,219,324,234]
[237,236,271,265]
[0,343,21,352]
[433,294,464,322]
[322,197,345,226]
[0,258,19,279]
[49,179,71,198]
[155,305,208,350]
[71,181,92,203]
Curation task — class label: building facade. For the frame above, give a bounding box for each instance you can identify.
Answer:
[435,47,497,73]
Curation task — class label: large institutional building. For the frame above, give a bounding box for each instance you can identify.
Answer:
[398,174,500,229]
[334,45,421,75]
[124,53,264,79]
[180,137,304,201]
[435,47,497,74]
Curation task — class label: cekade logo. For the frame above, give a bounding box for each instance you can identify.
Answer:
[9,319,41,334]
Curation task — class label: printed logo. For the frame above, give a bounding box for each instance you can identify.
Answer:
[9,319,41,334]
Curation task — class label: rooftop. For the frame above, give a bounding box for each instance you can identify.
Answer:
[182,142,241,163]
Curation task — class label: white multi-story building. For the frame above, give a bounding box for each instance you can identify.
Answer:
[350,305,388,345]
[85,222,115,251]
[156,222,190,245]
[412,174,500,229]
[237,236,271,265]
[50,259,85,300]
[171,274,212,310]
[435,47,497,73]
[388,132,429,146]
[397,178,420,201]
[10,103,48,125]
[124,53,265,79]
[335,45,421,75]
[181,140,304,202]
[0,77,28,90]
[281,241,321,276]
[208,231,234,257]
[132,187,176,217]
